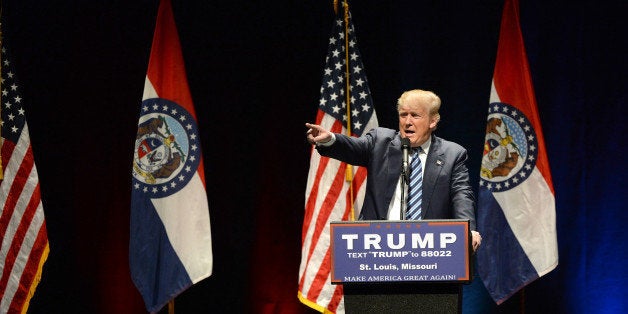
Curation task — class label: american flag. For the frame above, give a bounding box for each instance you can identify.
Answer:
[298,9,378,313]
[0,43,49,312]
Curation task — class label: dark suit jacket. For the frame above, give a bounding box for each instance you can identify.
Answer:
[317,127,476,230]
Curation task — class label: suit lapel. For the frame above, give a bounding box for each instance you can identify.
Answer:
[421,136,444,219]
[384,135,402,211]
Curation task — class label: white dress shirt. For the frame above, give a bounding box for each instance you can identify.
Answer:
[387,138,431,220]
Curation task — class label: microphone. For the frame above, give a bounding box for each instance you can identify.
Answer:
[401,137,410,182]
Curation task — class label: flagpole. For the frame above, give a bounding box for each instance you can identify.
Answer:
[168,299,175,314]
[0,11,4,180]
[341,0,356,221]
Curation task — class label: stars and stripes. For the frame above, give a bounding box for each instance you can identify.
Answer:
[0,44,49,313]
[298,9,378,314]
[316,17,375,137]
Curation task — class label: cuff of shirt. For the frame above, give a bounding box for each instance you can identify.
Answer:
[317,133,336,147]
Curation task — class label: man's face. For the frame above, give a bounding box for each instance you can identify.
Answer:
[398,98,437,147]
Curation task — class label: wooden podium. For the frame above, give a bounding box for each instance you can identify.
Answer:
[330,220,472,314]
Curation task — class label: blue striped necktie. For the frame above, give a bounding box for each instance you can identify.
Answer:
[407,147,423,220]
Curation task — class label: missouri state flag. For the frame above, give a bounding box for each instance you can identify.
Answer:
[477,0,558,304]
[130,0,212,312]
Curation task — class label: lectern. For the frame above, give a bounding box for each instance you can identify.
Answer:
[330,220,472,314]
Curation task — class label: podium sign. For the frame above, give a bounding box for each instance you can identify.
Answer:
[330,220,471,284]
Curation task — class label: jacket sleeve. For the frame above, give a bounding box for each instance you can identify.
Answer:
[315,129,378,166]
[450,148,477,230]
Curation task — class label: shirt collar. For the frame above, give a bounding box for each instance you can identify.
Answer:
[416,137,431,155]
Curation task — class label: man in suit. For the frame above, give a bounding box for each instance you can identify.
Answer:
[306,89,481,251]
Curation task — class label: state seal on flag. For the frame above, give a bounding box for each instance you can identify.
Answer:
[479,102,538,191]
[132,98,201,198]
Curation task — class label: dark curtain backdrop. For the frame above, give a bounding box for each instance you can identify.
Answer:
[2,0,625,313]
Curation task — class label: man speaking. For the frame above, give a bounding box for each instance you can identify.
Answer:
[306,89,481,251]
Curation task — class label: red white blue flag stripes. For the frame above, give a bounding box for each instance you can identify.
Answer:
[477,0,558,304]
[130,0,212,312]
[0,31,49,314]
[299,8,378,313]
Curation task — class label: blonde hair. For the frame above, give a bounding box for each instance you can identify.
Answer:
[397,89,441,122]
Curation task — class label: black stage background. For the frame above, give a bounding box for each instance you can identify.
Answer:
[2,0,626,313]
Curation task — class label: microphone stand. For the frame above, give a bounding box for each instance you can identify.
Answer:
[401,171,409,220]
[400,138,410,220]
